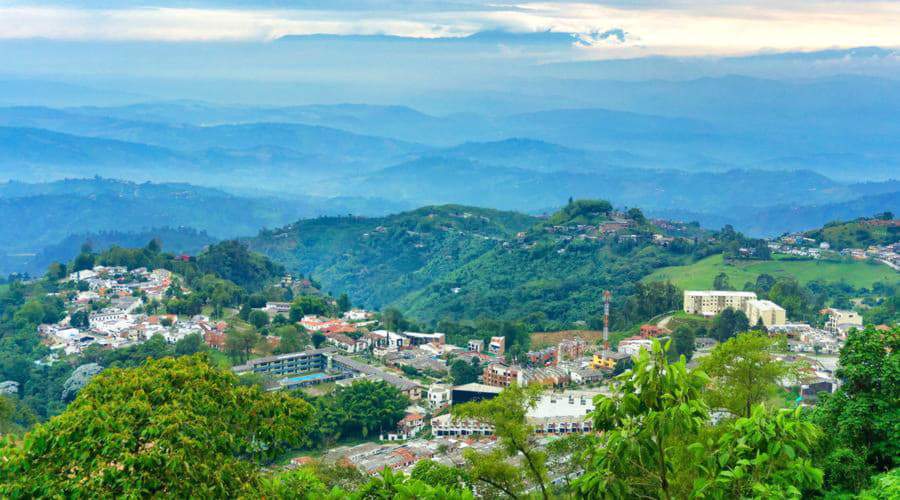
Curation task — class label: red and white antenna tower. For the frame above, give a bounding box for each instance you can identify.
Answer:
[603,290,611,354]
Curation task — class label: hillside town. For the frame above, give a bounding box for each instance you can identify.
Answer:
[29,262,870,481]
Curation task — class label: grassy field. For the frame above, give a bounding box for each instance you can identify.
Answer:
[644,254,899,290]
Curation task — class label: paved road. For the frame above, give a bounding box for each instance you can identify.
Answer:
[657,314,674,329]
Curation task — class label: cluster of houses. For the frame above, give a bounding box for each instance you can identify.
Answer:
[67,266,177,303]
[771,231,900,271]
[36,266,228,356]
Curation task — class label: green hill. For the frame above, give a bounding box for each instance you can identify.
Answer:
[805,215,899,249]
[246,205,538,309]
[249,200,706,326]
[644,253,899,290]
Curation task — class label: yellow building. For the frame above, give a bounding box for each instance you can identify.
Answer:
[745,299,787,327]
[590,352,631,370]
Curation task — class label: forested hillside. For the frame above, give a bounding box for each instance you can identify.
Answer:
[249,200,718,328]
[247,205,537,308]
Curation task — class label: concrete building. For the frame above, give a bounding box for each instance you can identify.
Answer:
[427,383,452,409]
[823,308,863,337]
[488,336,505,356]
[745,299,787,327]
[450,383,503,405]
[232,348,334,377]
[482,363,521,387]
[467,339,484,352]
[683,290,757,316]
[432,390,599,437]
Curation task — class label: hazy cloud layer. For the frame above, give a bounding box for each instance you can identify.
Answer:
[2,1,900,57]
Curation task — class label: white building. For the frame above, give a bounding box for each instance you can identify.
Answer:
[431,390,600,437]
[683,291,757,316]
[343,309,372,321]
[427,383,452,409]
[617,338,654,356]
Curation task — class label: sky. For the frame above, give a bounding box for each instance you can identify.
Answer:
[2,0,900,57]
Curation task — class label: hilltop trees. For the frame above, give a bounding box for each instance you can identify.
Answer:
[0,355,315,498]
[195,240,284,292]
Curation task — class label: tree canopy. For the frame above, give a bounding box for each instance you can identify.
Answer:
[0,355,314,498]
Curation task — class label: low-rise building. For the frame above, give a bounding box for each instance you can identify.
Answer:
[488,336,505,356]
[427,383,452,409]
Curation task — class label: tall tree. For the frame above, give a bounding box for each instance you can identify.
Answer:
[454,384,550,500]
[671,325,696,361]
[713,272,733,291]
[814,326,899,493]
[575,339,709,499]
[699,331,793,418]
[225,328,261,363]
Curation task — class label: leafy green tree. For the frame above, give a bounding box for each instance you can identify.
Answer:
[626,207,646,224]
[69,309,89,329]
[381,307,407,332]
[575,339,709,499]
[755,273,777,295]
[239,303,252,321]
[410,459,471,492]
[857,468,900,499]
[814,326,899,493]
[692,406,822,499]
[305,380,409,445]
[46,262,67,281]
[337,293,351,313]
[450,357,481,385]
[700,332,793,418]
[273,325,307,354]
[174,333,206,356]
[0,355,314,498]
[353,468,475,500]
[454,384,550,499]
[248,309,269,329]
[671,325,696,361]
[710,308,749,342]
[225,328,261,363]
[311,331,326,349]
[713,272,733,290]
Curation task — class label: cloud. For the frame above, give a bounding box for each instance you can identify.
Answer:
[1,1,900,58]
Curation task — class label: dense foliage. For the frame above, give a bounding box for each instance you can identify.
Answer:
[813,326,899,494]
[575,340,822,499]
[300,380,410,448]
[0,355,315,498]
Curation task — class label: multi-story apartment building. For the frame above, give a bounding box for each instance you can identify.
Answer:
[683,290,758,316]
[745,299,787,327]
[482,363,521,387]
